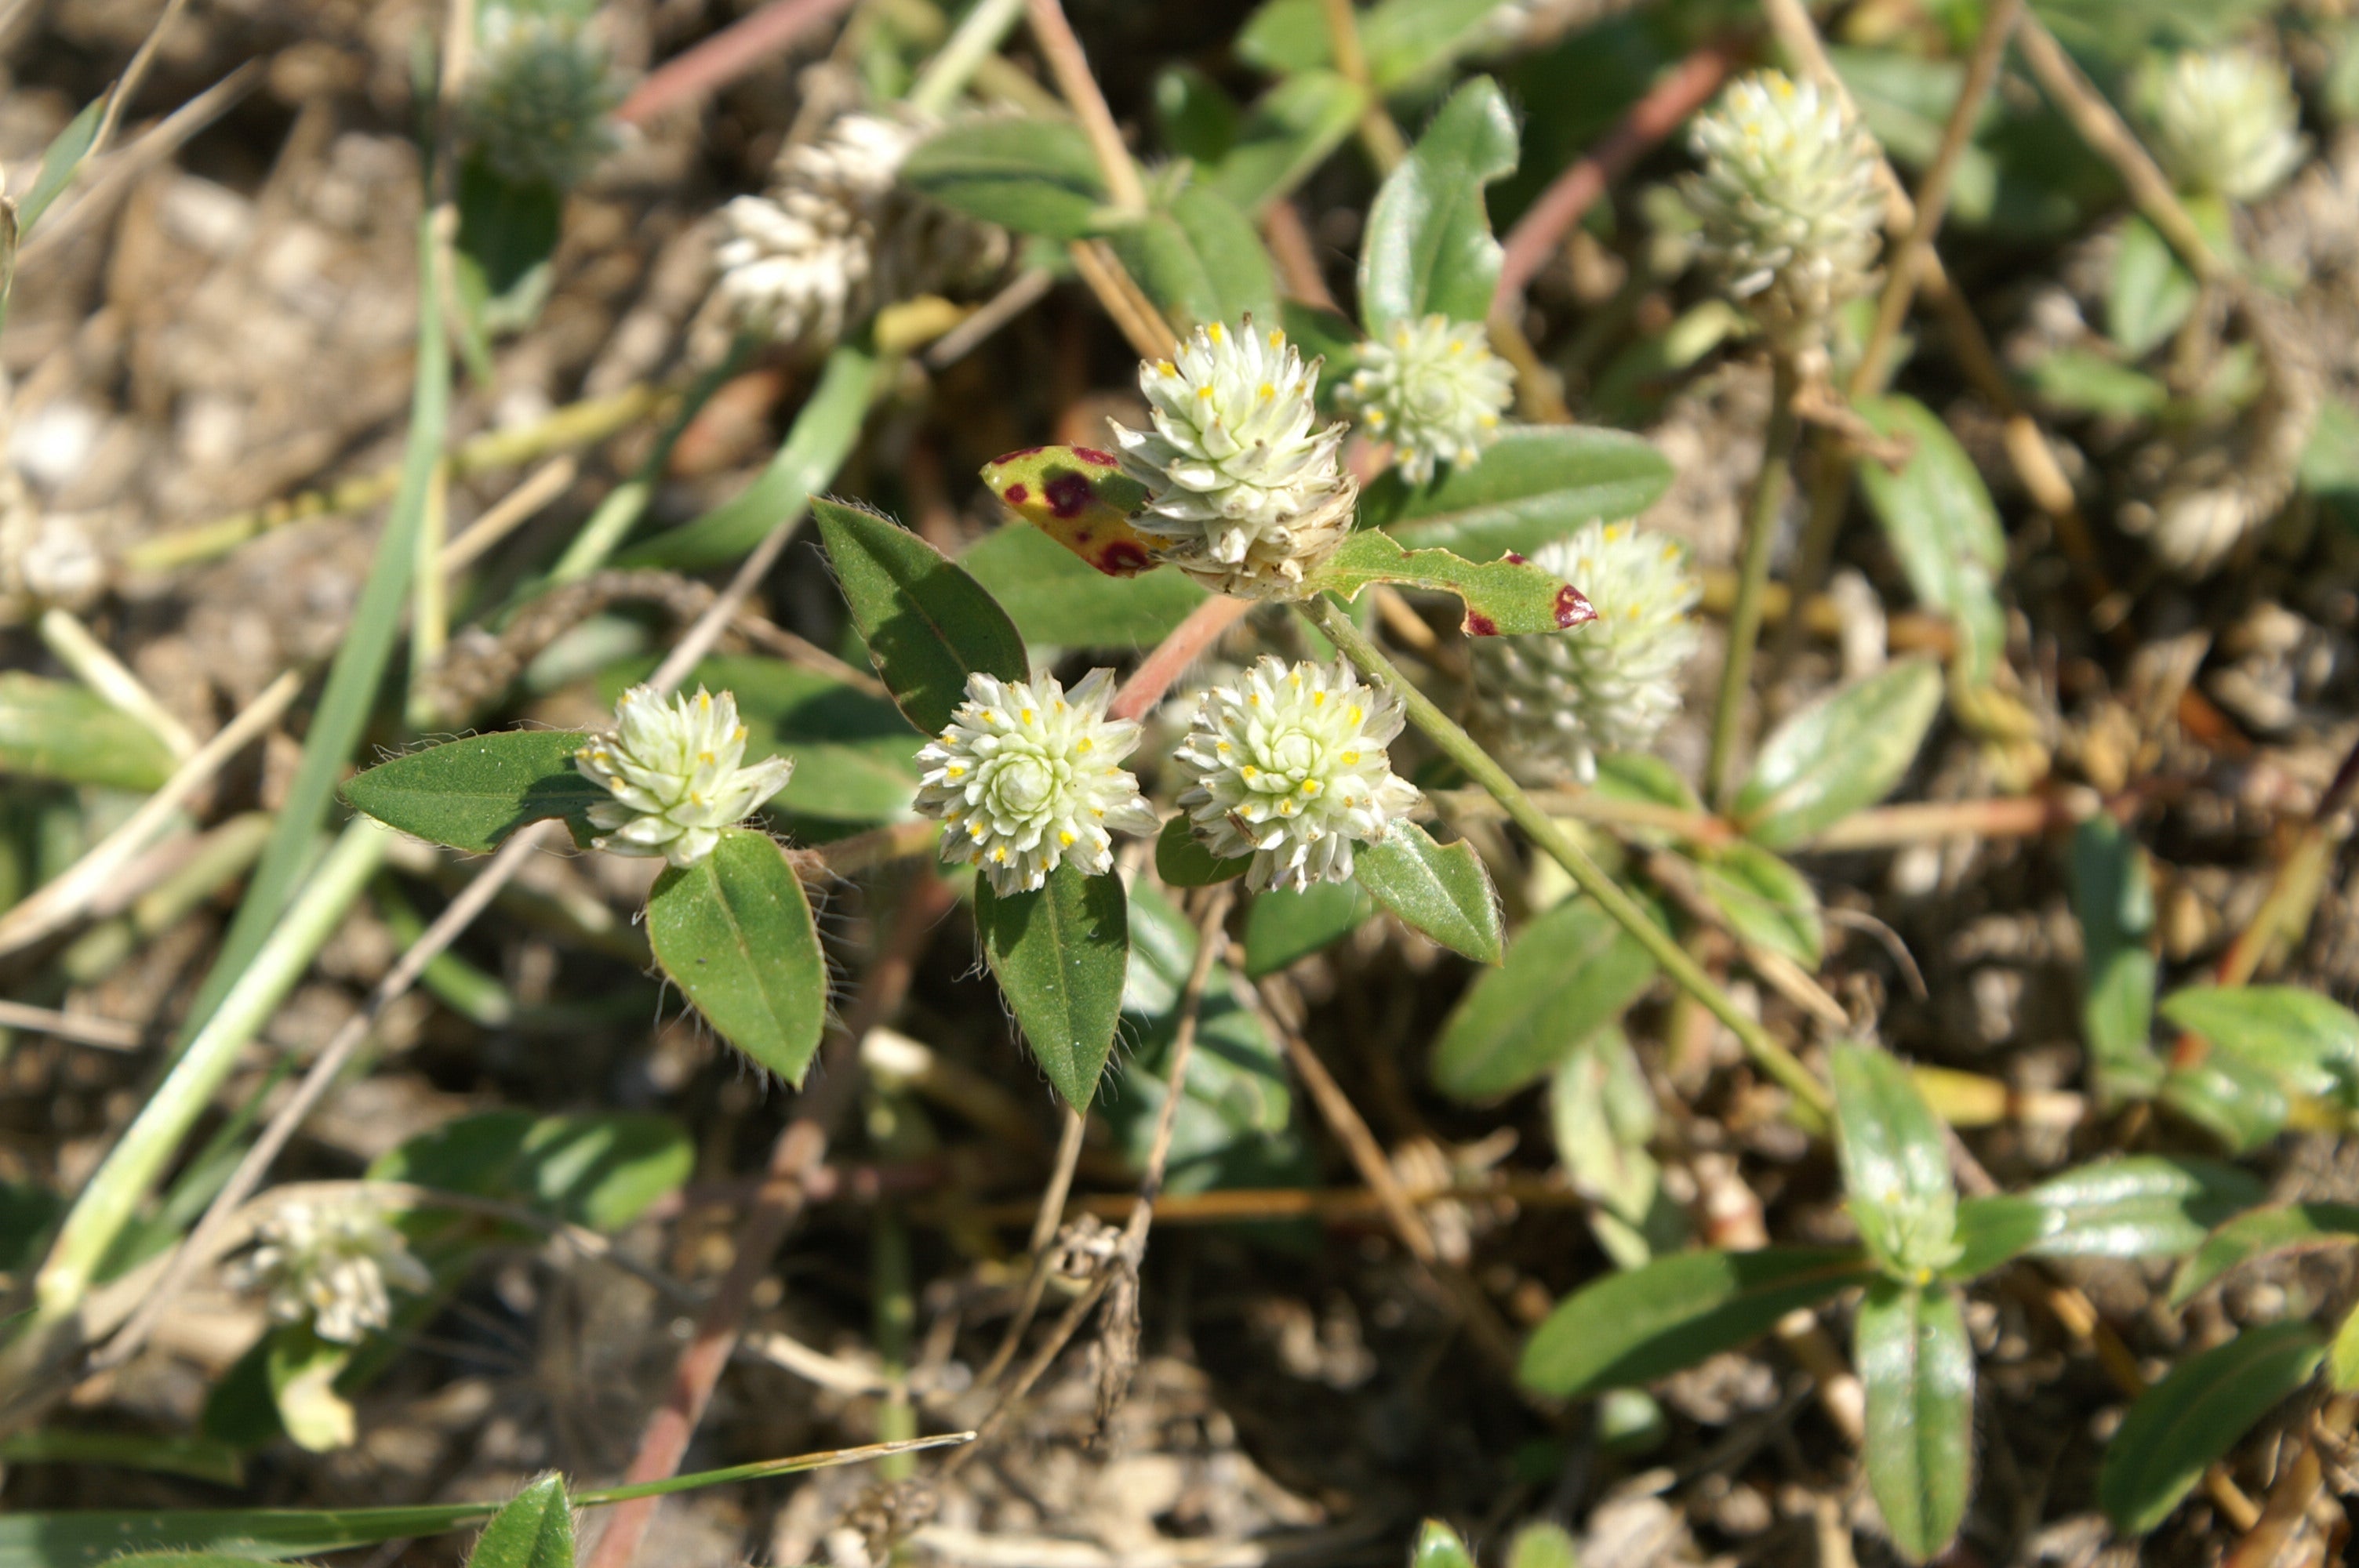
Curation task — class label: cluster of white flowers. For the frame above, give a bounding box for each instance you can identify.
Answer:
[2147,48,2306,203]
[914,669,1160,895]
[575,686,794,867]
[1172,657,1421,891]
[1681,71,1885,348]
[1468,521,1701,782]
[713,111,1006,350]
[463,3,621,190]
[1339,314,1515,485]
[236,1197,432,1345]
[1110,319,1358,599]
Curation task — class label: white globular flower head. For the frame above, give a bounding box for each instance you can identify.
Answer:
[575,686,793,868]
[1172,657,1421,892]
[1681,71,1885,349]
[463,4,623,190]
[2147,48,2306,203]
[236,1196,432,1345]
[1110,318,1358,600]
[1469,521,1702,783]
[1339,314,1516,485]
[712,111,1007,352]
[914,669,1160,895]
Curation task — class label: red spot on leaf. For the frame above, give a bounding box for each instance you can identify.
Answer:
[1072,446,1118,467]
[1503,551,1528,565]
[1098,540,1152,576]
[1002,483,1029,505]
[993,446,1044,463]
[1463,612,1499,637]
[1045,473,1093,518]
[1554,585,1597,629]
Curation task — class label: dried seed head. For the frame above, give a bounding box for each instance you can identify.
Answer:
[1469,521,1702,782]
[1681,70,1885,349]
[1172,655,1421,891]
[914,668,1160,895]
[1339,314,1516,485]
[575,685,794,867]
[1110,318,1358,599]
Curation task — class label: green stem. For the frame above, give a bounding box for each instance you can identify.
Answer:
[32,819,391,1313]
[1706,351,1801,810]
[873,1200,916,1479]
[1301,595,1832,1127]
[907,0,1027,118]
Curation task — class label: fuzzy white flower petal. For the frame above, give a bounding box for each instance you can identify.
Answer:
[1109,318,1358,598]
[1681,71,1885,348]
[914,669,1159,894]
[463,4,621,189]
[2148,48,2306,203]
[1172,656,1420,891]
[235,1197,432,1345]
[575,686,793,867]
[1469,521,1702,782]
[1339,314,1515,484]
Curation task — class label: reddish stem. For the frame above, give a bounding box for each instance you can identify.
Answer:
[1110,595,1251,722]
[616,0,860,126]
[1492,42,1740,310]
[582,872,954,1568]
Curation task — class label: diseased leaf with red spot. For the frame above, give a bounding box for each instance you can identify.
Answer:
[981,446,1161,579]
[1306,530,1594,636]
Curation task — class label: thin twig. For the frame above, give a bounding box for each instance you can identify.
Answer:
[924,267,1055,369]
[85,0,194,158]
[438,456,577,574]
[1025,0,1146,211]
[1262,201,1336,309]
[38,608,196,758]
[1110,596,1251,721]
[1318,0,1408,172]
[584,873,952,1568]
[0,1001,144,1053]
[1067,238,1179,360]
[18,64,263,271]
[973,1105,1087,1389]
[616,0,861,126]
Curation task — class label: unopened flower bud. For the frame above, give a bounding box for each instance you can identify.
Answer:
[1469,521,1701,782]
[576,686,792,867]
[1172,656,1420,891]
[1110,319,1357,599]
[914,669,1160,895]
[2147,48,2306,203]
[1340,314,1515,484]
[463,4,622,190]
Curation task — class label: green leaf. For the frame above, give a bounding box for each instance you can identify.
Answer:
[645,828,828,1083]
[1307,531,1592,636]
[2025,1156,2266,1259]
[340,730,601,853]
[1691,840,1823,968]
[0,1430,245,1487]
[2099,1321,2326,1535]
[464,1476,572,1568]
[1831,1043,1961,1280]
[2071,815,2162,1102]
[0,1436,969,1567]
[1733,660,1944,849]
[813,497,1029,735]
[1358,427,1673,557]
[1154,65,1240,165]
[2107,212,2198,358]
[1505,1522,1579,1568]
[1243,878,1374,977]
[1409,1520,1478,1568]
[1947,1195,2052,1279]
[0,673,177,790]
[1549,1025,1674,1267]
[1431,892,1660,1101]
[1155,813,1252,887]
[2026,347,2172,418]
[2333,1299,2359,1392]
[453,155,562,343]
[1856,1280,1974,1563]
[976,862,1131,1110]
[900,117,1110,240]
[1204,71,1366,213]
[370,1110,692,1232]
[1358,76,1517,332]
[1352,821,1503,964]
[1106,183,1279,330]
[620,342,881,570]
[1854,395,2008,688]
[18,96,105,235]
[2170,1203,2359,1307]
[267,1329,357,1454]
[1518,1246,1877,1396]
[2161,985,2359,1107]
[2161,1049,2292,1152]
[2300,396,2359,532]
